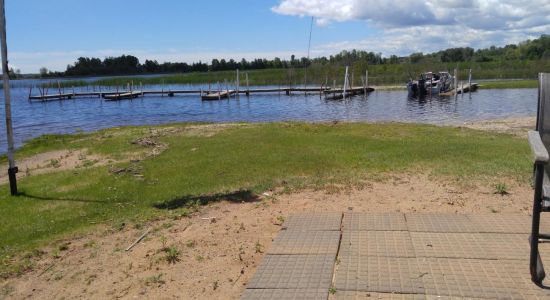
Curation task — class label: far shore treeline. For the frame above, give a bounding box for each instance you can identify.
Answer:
[37,35,550,79]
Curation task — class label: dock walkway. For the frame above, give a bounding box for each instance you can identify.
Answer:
[28,86,375,102]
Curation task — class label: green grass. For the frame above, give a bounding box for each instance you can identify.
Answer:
[0,122,531,276]
[478,79,538,89]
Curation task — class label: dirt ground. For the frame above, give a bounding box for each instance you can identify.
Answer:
[0,149,105,185]
[0,117,536,299]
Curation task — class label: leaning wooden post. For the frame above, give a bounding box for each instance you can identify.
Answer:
[28,85,32,100]
[468,69,472,98]
[343,66,349,100]
[0,0,17,195]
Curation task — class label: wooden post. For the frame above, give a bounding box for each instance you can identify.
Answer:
[0,0,17,195]
[28,85,32,100]
[343,66,349,100]
[217,81,221,100]
[140,82,143,96]
[224,79,228,99]
[245,72,249,96]
[468,69,472,99]
[161,79,164,97]
[362,76,366,95]
[236,69,240,98]
[365,70,368,90]
[461,81,464,98]
[351,71,354,90]
[454,68,458,99]
[57,80,62,97]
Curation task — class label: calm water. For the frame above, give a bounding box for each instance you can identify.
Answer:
[0,81,538,151]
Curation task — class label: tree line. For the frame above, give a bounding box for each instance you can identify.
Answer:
[39,34,550,77]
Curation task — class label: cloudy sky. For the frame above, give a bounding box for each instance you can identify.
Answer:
[6,0,549,73]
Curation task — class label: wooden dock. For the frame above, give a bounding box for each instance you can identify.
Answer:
[201,90,237,100]
[103,91,143,101]
[439,83,479,96]
[28,86,376,102]
[324,87,375,100]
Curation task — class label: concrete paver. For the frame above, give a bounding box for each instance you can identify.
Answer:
[243,213,550,299]
[268,230,341,255]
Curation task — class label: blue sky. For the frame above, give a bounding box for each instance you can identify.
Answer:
[5,0,549,73]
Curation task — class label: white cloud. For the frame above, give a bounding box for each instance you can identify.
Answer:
[273,0,550,55]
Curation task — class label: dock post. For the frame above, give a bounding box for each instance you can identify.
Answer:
[28,85,32,100]
[224,79,228,99]
[161,80,164,97]
[461,81,464,98]
[236,69,240,99]
[245,73,249,96]
[343,66,349,100]
[57,81,62,98]
[218,81,221,100]
[468,69,472,99]
[365,70,368,91]
[351,71,354,90]
[454,68,458,100]
[140,82,143,97]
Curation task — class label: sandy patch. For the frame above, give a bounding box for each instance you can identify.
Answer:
[0,149,106,185]
[461,116,535,137]
[0,174,531,299]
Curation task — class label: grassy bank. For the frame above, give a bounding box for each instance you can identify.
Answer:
[0,122,530,276]
[478,79,538,89]
[50,59,550,88]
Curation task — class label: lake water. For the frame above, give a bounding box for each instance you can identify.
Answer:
[0,81,538,151]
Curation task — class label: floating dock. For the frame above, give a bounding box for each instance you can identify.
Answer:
[28,86,375,102]
[324,87,375,100]
[201,90,237,100]
[439,83,479,96]
[103,91,143,101]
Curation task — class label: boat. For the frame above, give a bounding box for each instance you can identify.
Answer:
[407,72,454,97]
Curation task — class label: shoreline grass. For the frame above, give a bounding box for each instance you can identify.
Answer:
[477,79,538,89]
[46,63,544,90]
[0,122,531,277]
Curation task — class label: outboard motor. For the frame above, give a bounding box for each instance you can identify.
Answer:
[417,79,426,95]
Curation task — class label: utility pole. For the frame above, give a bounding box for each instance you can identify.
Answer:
[0,0,18,195]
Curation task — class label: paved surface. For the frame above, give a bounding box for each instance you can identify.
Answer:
[242,212,550,299]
